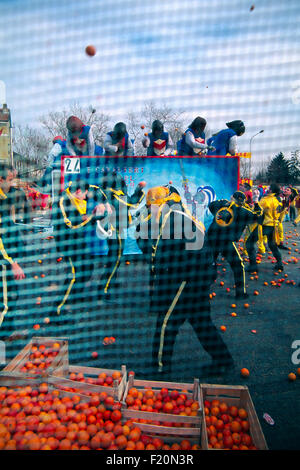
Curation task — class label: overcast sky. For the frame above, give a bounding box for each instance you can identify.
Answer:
[0,0,300,167]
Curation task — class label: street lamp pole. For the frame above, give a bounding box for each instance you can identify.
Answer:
[249,130,264,180]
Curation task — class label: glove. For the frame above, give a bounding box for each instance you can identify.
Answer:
[207,146,216,152]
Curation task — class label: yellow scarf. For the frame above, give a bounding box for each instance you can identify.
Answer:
[0,188,7,200]
[65,188,86,215]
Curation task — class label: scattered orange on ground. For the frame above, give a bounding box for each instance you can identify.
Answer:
[241,368,250,377]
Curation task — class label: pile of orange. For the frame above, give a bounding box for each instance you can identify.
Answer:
[19,343,62,375]
[125,386,199,427]
[0,383,199,450]
[204,399,257,450]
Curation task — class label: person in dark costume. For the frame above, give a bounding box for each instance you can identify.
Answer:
[136,184,233,379]
[104,122,134,157]
[205,191,263,298]
[0,164,28,349]
[142,120,173,156]
[39,116,103,190]
[177,116,213,156]
[207,120,245,156]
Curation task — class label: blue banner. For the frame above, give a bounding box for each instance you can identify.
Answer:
[62,156,239,255]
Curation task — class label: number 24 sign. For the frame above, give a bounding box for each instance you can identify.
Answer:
[64,157,80,174]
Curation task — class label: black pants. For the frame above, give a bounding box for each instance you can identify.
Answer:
[211,242,246,295]
[102,236,122,295]
[152,281,232,374]
[290,206,296,221]
[246,225,282,266]
[57,254,98,314]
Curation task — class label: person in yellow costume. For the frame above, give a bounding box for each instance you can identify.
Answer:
[293,193,300,226]
[245,183,284,272]
[242,190,267,257]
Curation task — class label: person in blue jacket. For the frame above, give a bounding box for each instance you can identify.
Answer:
[177,117,213,156]
[104,122,134,157]
[142,120,173,156]
[39,116,103,189]
[207,120,245,156]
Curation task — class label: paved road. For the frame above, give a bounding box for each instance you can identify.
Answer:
[1,221,299,450]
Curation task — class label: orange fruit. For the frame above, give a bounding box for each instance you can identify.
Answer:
[288,373,297,381]
[59,438,71,450]
[238,408,248,419]
[230,421,242,433]
[128,387,138,398]
[171,443,181,450]
[122,425,130,437]
[27,437,41,451]
[85,45,96,57]
[145,389,154,399]
[128,428,141,443]
[112,371,121,380]
[241,368,250,377]
[115,435,127,449]
[219,402,228,413]
[211,406,220,417]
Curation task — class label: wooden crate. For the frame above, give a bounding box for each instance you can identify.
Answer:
[3,336,69,377]
[0,371,91,405]
[200,383,268,450]
[51,364,127,402]
[121,375,202,444]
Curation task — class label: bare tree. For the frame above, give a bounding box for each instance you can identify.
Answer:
[39,103,111,146]
[12,124,50,178]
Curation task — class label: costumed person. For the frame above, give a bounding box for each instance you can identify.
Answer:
[136,184,234,379]
[104,122,134,157]
[51,179,109,326]
[89,168,146,299]
[241,182,253,206]
[293,192,300,226]
[205,191,263,299]
[207,120,245,156]
[245,183,284,272]
[0,164,28,350]
[277,187,298,249]
[142,120,173,156]
[177,117,214,156]
[39,116,103,190]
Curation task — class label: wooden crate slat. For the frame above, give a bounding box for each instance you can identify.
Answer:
[122,408,201,425]
[51,364,127,402]
[130,422,201,437]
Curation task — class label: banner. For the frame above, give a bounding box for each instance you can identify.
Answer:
[61,155,240,254]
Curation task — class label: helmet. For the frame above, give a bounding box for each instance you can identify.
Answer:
[190,116,207,134]
[66,116,84,135]
[152,120,164,138]
[226,120,245,136]
[146,186,181,206]
[232,191,246,205]
[113,122,127,141]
